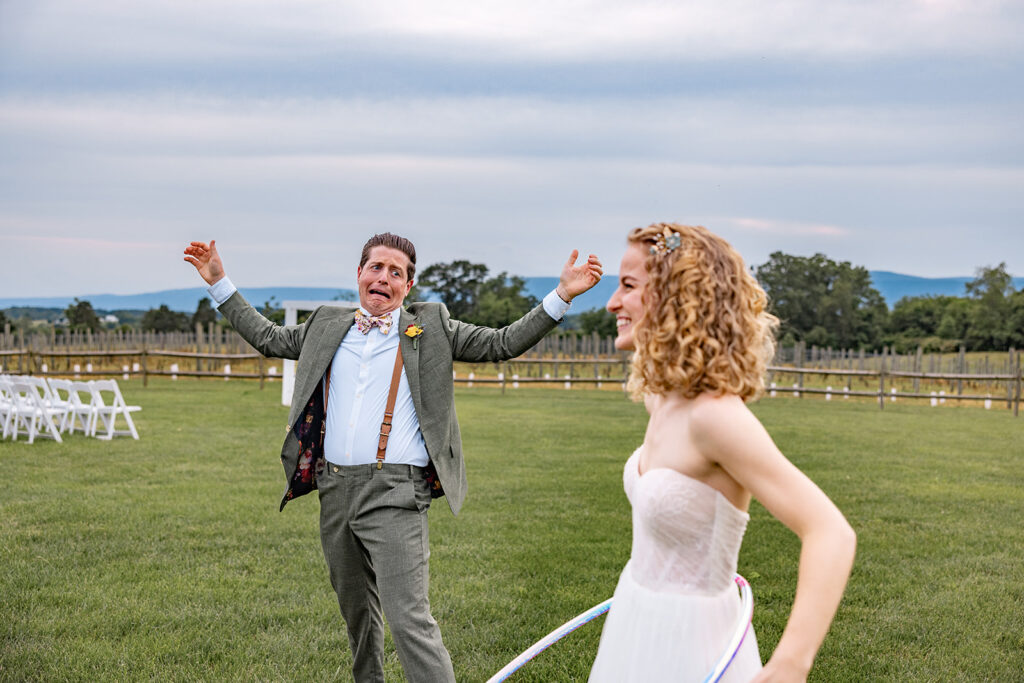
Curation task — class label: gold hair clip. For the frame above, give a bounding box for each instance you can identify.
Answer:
[649,226,682,255]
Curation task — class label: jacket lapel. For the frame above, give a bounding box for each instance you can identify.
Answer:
[289,308,354,423]
[398,308,422,410]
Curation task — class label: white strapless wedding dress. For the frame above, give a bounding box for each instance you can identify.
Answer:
[589,448,763,682]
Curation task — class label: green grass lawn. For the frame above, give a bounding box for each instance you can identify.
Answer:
[2,380,1023,681]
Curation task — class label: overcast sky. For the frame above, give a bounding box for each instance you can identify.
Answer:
[2,0,1022,298]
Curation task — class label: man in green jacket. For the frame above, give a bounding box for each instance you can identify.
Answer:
[184,233,602,682]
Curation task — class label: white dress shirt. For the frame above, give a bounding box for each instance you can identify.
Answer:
[208,277,571,466]
[323,309,429,466]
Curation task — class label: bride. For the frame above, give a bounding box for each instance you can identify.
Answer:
[590,223,856,682]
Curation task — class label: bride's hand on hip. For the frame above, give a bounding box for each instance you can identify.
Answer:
[749,656,810,683]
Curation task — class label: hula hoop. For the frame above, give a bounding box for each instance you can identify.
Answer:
[703,575,754,683]
[486,599,613,683]
[488,574,753,683]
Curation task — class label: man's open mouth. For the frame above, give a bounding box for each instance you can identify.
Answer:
[369,288,390,299]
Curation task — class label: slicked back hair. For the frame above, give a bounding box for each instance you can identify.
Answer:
[359,232,417,281]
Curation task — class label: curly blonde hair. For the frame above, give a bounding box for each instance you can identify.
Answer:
[626,223,778,401]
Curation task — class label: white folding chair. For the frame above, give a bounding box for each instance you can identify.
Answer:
[90,379,141,440]
[50,378,96,435]
[6,378,64,443]
[21,376,71,431]
[44,377,76,433]
[0,375,16,439]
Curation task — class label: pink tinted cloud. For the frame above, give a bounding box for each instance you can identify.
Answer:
[3,234,172,251]
[729,217,848,237]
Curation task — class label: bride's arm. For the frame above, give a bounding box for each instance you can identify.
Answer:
[690,395,856,682]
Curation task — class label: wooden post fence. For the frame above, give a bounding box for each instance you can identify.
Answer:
[3,338,1023,416]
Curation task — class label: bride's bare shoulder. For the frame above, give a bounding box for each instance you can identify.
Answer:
[686,393,755,443]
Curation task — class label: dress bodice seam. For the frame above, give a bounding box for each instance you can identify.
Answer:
[627,448,749,520]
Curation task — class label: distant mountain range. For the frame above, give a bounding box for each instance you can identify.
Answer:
[2,272,1022,314]
[867,271,1024,303]
[524,272,1022,312]
[0,287,360,315]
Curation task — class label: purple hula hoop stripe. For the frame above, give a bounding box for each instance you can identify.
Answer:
[488,573,754,682]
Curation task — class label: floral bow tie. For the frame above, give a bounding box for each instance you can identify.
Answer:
[354,310,392,335]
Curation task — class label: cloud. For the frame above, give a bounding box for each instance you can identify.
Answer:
[4,1,1021,111]
[4,0,1021,68]
[1,0,1021,297]
[725,217,849,237]
[2,93,1018,166]
[2,233,174,251]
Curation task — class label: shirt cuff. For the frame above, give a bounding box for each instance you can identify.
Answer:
[207,276,237,306]
[542,289,571,321]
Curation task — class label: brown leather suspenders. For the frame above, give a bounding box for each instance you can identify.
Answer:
[376,349,404,469]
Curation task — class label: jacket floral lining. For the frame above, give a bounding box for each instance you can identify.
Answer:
[280,377,326,510]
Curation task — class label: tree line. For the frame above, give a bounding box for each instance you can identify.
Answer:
[411,255,1024,353]
[3,254,1020,352]
[755,254,1023,353]
[0,298,221,335]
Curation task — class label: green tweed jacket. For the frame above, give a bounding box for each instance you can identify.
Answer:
[217,291,560,515]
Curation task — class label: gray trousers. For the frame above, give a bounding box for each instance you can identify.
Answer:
[317,462,455,683]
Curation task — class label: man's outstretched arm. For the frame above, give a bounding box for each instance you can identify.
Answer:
[182,239,306,360]
[447,250,604,361]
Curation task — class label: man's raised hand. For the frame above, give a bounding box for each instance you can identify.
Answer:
[183,240,226,286]
[556,250,604,302]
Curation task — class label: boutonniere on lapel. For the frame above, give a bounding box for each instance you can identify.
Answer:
[404,324,424,349]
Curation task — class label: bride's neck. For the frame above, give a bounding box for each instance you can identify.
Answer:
[644,390,695,415]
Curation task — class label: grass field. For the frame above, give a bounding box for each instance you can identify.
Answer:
[2,380,1023,681]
